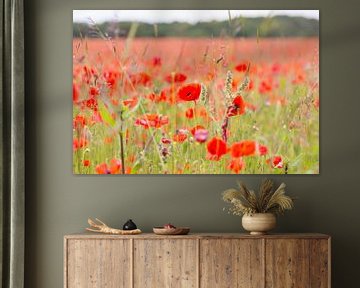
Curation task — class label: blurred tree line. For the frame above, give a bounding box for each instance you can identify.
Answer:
[73,16,319,38]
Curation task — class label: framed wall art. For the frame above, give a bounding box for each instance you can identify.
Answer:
[72,10,319,174]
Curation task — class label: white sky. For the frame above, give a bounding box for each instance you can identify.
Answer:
[73,10,319,24]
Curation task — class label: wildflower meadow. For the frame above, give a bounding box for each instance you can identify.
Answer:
[73,11,319,174]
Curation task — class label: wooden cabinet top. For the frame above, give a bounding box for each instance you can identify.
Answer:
[64,232,330,240]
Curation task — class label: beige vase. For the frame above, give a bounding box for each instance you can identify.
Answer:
[242,213,276,235]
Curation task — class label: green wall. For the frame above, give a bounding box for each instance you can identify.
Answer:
[25,0,360,287]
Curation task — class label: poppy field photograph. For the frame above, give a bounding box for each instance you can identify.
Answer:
[73,10,319,174]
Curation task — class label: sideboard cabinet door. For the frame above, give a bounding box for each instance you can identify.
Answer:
[265,239,330,288]
[66,239,131,288]
[200,239,264,288]
[266,239,309,288]
[309,239,330,288]
[134,239,198,288]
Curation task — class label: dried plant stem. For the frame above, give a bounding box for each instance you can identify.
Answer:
[119,111,126,174]
[221,104,238,142]
[221,115,229,142]
[222,179,294,216]
[119,128,125,174]
[86,218,142,235]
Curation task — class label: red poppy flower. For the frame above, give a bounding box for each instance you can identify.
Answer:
[83,159,91,167]
[185,108,194,119]
[292,73,305,85]
[258,144,268,156]
[103,69,120,89]
[233,95,243,108]
[228,157,245,173]
[152,57,162,67]
[259,80,273,94]
[247,80,254,91]
[131,72,151,86]
[235,62,248,72]
[227,95,246,117]
[207,137,228,160]
[272,63,281,74]
[135,114,169,129]
[271,156,283,168]
[231,140,256,158]
[155,87,176,104]
[106,77,118,90]
[73,83,79,102]
[73,115,86,129]
[89,86,99,98]
[159,89,170,103]
[81,98,98,112]
[165,72,187,83]
[147,92,156,102]
[95,163,109,174]
[123,97,138,108]
[173,131,187,143]
[190,125,205,136]
[106,77,117,89]
[73,138,88,151]
[178,83,201,102]
[82,65,97,84]
[110,159,122,174]
[110,98,119,106]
